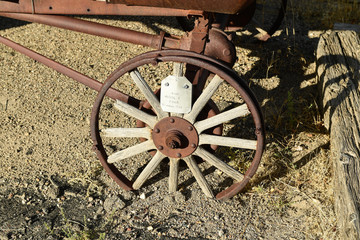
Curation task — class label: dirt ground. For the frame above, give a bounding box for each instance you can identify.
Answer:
[0,4,338,240]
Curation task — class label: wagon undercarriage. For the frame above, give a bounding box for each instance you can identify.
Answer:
[0,0,287,199]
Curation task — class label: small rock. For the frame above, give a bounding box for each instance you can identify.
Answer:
[88,196,94,202]
[96,206,104,215]
[139,193,146,200]
[218,229,225,237]
[174,192,186,203]
[164,195,175,204]
[214,214,220,220]
[43,185,59,199]
[147,226,154,231]
[122,191,135,201]
[64,190,77,197]
[168,228,178,236]
[42,208,49,215]
[104,195,126,213]
[172,209,182,214]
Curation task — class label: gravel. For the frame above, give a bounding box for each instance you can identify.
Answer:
[0,12,333,240]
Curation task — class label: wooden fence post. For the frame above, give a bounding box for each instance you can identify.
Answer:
[317,30,360,240]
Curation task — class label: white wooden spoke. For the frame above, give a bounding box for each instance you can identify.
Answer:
[169,158,180,193]
[184,156,214,198]
[173,62,184,77]
[194,104,250,134]
[114,100,157,128]
[185,75,223,123]
[107,140,155,164]
[199,134,257,150]
[102,127,151,139]
[133,151,166,189]
[171,112,184,118]
[130,69,168,119]
[194,147,244,181]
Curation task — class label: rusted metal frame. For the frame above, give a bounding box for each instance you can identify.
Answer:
[108,0,255,15]
[0,34,141,107]
[0,0,203,16]
[0,13,167,49]
[181,16,211,94]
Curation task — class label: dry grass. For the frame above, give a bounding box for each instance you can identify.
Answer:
[234,1,359,238]
[290,0,360,28]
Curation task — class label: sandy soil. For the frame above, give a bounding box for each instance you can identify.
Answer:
[0,8,336,240]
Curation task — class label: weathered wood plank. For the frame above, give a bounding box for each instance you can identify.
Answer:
[317,30,360,240]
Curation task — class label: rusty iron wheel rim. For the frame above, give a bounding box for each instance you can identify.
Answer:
[91,49,265,200]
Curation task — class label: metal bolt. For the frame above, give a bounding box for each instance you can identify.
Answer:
[191,143,197,148]
[169,118,175,123]
[223,49,231,56]
[165,82,169,86]
[183,84,189,89]
[158,146,164,150]
[188,126,193,131]
[176,153,182,158]
[154,128,160,133]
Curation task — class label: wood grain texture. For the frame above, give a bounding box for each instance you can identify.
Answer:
[194,104,250,134]
[317,30,360,240]
[184,156,214,198]
[130,70,168,119]
[102,127,151,139]
[169,158,180,193]
[114,99,157,128]
[132,151,165,189]
[199,134,257,150]
[194,147,244,181]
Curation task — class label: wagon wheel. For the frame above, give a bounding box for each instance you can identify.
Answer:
[91,50,265,200]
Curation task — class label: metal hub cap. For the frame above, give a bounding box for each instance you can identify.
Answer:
[152,117,199,158]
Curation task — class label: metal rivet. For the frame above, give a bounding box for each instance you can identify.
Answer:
[165,82,169,86]
[183,84,189,89]
[191,143,197,148]
[188,126,193,131]
[223,49,231,56]
[169,118,175,123]
[158,146,164,150]
[176,153,182,158]
[154,128,160,133]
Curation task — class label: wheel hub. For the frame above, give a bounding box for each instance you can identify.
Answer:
[152,117,198,158]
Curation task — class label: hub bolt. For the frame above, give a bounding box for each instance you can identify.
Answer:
[169,118,175,123]
[188,126,193,131]
[191,143,197,148]
[176,153,182,158]
[158,145,164,150]
[154,128,160,133]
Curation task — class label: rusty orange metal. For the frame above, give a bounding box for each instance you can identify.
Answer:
[0,0,203,16]
[110,0,255,14]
